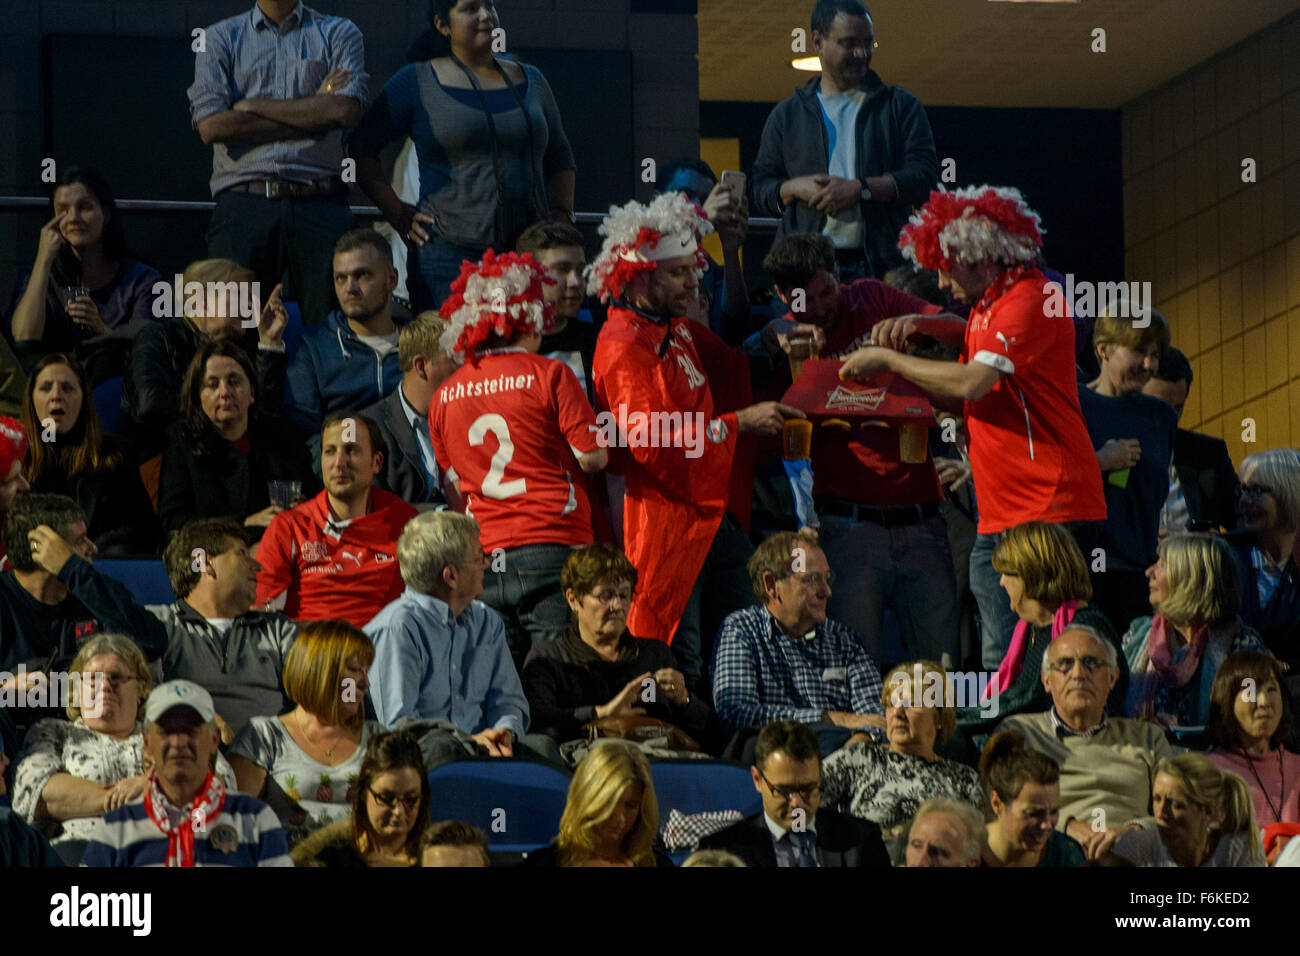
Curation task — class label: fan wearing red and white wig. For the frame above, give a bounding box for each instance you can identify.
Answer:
[427,249,607,664]
[838,185,1105,672]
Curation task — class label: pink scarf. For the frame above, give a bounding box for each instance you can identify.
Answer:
[1127,615,1208,721]
[143,770,226,867]
[986,600,1080,701]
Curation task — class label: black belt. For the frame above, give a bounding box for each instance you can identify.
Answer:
[816,497,940,527]
[226,177,346,200]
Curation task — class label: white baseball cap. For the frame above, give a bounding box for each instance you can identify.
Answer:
[145,680,216,724]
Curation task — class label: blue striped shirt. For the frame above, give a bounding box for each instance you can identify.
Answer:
[711,606,885,736]
[187,2,369,195]
[82,792,292,867]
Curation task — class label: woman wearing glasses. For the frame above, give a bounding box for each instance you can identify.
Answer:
[520,544,713,760]
[821,660,983,863]
[10,633,232,863]
[292,730,431,867]
[1228,449,1300,676]
[229,620,385,846]
[1123,533,1265,728]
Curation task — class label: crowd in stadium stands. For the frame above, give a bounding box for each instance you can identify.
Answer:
[2,0,1300,870]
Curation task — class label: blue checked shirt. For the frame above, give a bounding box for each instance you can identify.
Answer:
[711,606,884,737]
[187,2,369,195]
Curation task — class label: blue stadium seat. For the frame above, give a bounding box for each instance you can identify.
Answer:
[93,559,175,605]
[93,376,124,435]
[282,299,305,357]
[650,759,762,818]
[425,759,572,854]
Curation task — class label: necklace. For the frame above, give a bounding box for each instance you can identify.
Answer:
[1239,747,1284,824]
[296,711,342,760]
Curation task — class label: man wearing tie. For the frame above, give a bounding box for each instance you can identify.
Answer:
[699,720,889,867]
[361,313,455,509]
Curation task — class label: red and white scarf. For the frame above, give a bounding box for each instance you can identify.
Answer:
[143,770,226,867]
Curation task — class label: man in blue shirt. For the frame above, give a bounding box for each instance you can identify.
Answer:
[366,511,548,766]
[188,1,369,325]
[711,530,885,756]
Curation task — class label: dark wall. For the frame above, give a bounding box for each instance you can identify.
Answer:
[702,100,1125,288]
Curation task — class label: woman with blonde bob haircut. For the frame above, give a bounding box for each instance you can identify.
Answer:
[525,740,668,867]
[1124,534,1265,727]
[1115,753,1265,867]
[982,521,1122,720]
[229,620,385,844]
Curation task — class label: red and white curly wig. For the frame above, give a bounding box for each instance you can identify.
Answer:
[438,249,557,363]
[586,192,712,302]
[0,415,28,479]
[899,185,1044,271]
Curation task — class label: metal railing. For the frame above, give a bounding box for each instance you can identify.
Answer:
[0,195,782,229]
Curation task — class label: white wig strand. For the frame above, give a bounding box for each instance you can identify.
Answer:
[937,212,1040,268]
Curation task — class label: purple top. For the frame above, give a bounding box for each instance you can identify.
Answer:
[7,258,162,355]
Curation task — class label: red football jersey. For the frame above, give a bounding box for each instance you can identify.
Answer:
[961,272,1106,533]
[255,488,416,627]
[429,350,601,553]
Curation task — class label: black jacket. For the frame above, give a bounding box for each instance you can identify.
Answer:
[358,386,445,507]
[1172,428,1240,531]
[698,809,890,868]
[521,629,713,744]
[518,842,675,867]
[120,318,288,460]
[1228,530,1300,671]
[30,435,159,555]
[157,415,318,538]
[751,69,939,276]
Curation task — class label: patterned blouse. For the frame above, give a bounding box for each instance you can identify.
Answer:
[12,718,236,844]
[822,741,985,862]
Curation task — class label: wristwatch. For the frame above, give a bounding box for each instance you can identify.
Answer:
[859,179,872,202]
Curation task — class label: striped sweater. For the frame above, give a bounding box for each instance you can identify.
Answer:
[82,791,292,867]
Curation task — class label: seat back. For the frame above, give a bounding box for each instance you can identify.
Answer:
[93,376,124,435]
[92,559,175,605]
[425,759,572,853]
[649,759,762,818]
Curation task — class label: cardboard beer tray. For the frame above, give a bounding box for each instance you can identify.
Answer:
[781,359,934,427]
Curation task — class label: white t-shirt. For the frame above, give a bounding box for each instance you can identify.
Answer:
[358,331,399,359]
[817,87,866,249]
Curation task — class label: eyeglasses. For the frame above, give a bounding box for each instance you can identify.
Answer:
[590,588,633,605]
[1048,656,1109,675]
[86,672,138,689]
[792,571,834,589]
[1240,483,1275,500]
[758,770,821,802]
[368,788,421,811]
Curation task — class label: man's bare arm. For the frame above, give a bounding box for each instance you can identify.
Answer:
[197,110,303,146]
[233,94,361,132]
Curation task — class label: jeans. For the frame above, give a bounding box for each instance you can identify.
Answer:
[410,236,488,312]
[481,543,574,671]
[675,515,755,694]
[206,190,353,327]
[820,512,960,670]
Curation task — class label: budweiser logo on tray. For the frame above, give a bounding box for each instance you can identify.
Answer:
[825,384,887,412]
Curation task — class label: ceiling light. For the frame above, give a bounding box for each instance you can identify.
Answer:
[791,56,821,71]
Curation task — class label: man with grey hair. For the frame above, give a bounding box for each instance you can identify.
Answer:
[365,511,536,766]
[905,797,983,867]
[999,624,1172,861]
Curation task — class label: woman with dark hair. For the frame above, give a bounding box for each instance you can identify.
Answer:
[157,339,314,539]
[1205,651,1300,862]
[350,0,577,309]
[290,730,431,867]
[7,166,161,380]
[20,353,157,555]
[979,730,1085,867]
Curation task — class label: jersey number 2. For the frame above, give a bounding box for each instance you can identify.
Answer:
[468,414,527,499]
